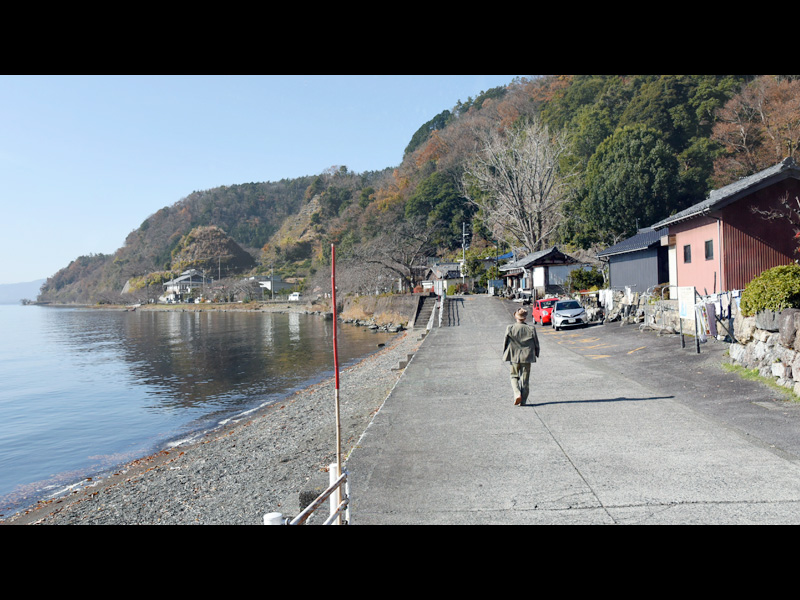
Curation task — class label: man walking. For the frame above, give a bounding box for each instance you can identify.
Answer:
[503,307,540,405]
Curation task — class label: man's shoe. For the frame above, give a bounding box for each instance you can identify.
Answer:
[514,396,522,405]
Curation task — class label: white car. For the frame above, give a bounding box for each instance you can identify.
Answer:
[552,299,587,331]
[288,292,302,301]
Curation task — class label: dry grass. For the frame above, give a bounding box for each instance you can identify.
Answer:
[374,310,409,326]
[340,305,372,322]
[339,306,408,326]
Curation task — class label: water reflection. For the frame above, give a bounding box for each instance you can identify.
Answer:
[45,308,396,413]
[0,306,398,516]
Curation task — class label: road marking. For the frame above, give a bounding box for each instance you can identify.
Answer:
[627,346,647,354]
[585,354,612,359]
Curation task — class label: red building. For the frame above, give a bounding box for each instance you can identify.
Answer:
[653,157,800,294]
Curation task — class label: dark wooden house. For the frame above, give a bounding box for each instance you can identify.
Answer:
[652,157,800,294]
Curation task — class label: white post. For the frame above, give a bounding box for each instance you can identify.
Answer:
[329,462,342,525]
[263,512,286,525]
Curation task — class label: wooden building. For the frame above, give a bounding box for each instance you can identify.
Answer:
[499,246,579,297]
[652,157,800,294]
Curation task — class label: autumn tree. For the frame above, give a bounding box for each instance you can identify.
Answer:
[460,117,578,253]
[712,76,800,185]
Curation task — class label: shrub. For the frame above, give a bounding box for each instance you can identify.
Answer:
[740,264,800,316]
[565,266,604,292]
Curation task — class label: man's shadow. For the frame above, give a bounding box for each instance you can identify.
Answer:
[523,395,674,407]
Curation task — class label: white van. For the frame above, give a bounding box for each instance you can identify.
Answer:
[288,292,302,301]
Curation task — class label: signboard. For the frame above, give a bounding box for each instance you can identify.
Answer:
[678,286,696,321]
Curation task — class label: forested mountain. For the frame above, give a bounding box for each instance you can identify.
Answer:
[39,75,800,303]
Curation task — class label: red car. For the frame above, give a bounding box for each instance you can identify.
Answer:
[531,298,559,325]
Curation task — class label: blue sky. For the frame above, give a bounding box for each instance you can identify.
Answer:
[0,75,521,285]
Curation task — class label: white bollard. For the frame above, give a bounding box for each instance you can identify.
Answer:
[330,462,342,525]
[263,512,286,525]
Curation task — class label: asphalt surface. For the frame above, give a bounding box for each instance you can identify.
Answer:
[346,294,800,524]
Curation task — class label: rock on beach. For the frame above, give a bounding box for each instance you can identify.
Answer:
[3,329,423,525]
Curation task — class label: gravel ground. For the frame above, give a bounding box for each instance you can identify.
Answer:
[2,327,423,525]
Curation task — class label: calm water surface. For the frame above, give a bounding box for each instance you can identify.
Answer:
[0,304,396,517]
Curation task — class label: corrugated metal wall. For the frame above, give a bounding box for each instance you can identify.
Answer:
[719,180,800,290]
[609,248,666,292]
[722,221,795,290]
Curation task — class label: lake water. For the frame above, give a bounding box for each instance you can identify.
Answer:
[0,304,396,517]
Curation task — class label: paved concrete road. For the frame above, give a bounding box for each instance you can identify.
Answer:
[346,295,800,524]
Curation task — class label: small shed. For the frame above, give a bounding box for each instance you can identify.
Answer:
[597,227,669,293]
[426,262,462,295]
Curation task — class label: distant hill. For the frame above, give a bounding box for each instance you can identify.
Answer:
[0,279,45,304]
[36,76,770,304]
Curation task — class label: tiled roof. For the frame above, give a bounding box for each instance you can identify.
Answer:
[597,227,667,258]
[499,246,577,271]
[653,157,800,228]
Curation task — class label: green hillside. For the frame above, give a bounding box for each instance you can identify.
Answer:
[40,75,798,303]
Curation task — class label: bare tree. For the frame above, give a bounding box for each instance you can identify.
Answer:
[751,191,800,254]
[460,118,578,252]
[353,216,438,291]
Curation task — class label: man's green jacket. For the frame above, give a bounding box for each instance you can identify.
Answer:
[502,322,540,363]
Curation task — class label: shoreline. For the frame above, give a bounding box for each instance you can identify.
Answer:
[1,327,424,525]
[36,300,320,313]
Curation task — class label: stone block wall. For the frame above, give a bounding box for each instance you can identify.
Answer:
[728,307,800,396]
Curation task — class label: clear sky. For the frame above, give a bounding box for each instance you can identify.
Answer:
[0,74,521,285]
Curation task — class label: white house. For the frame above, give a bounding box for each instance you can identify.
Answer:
[258,276,295,298]
[499,246,580,297]
[160,269,209,303]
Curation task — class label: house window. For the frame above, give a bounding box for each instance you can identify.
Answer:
[705,240,714,260]
[683,244,692,264]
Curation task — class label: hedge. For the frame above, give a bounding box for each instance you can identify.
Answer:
[739,264,800,316]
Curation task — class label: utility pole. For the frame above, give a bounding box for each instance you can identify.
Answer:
[462,222,469,285]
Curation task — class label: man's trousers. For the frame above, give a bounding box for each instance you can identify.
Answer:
[509,362,531,404]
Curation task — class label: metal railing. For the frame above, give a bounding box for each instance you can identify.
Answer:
[264,462,350,525]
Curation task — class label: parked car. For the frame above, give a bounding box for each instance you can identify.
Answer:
[531,297,558,325]
[552,299,587,331]
[288,292,302,301]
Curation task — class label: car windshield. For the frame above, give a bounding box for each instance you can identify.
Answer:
[556,301,581,310]
[539,300,557,308]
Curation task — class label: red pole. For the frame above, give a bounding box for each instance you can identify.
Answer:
[331,244,342,493]
[331,244,340,390]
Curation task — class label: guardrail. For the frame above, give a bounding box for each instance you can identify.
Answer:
[264,462,350,525]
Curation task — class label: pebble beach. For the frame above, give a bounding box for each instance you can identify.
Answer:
[2,305,423,525]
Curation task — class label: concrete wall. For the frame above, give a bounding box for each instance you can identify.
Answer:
[338,293,423,326]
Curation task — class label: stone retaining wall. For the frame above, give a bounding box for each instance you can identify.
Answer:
[310,293,423,330]
[729,306,800,397]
